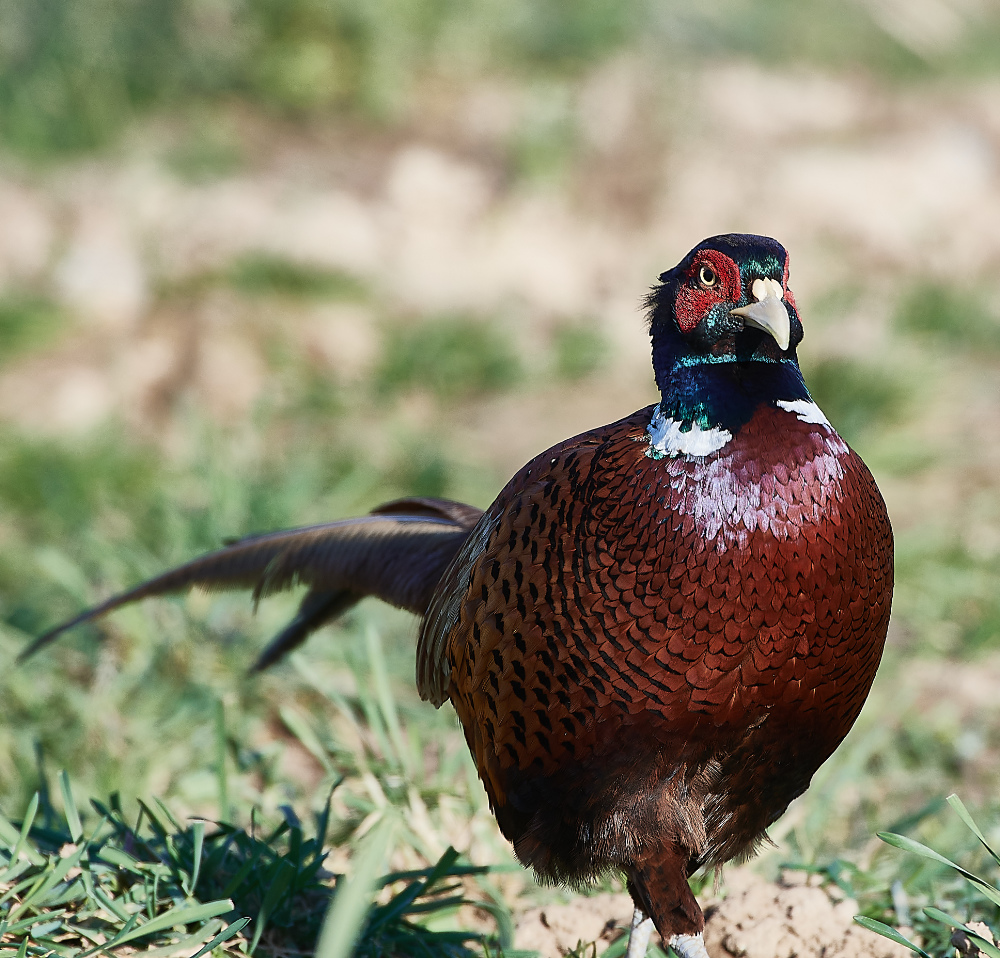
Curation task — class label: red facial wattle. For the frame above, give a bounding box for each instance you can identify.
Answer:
[673,249,741,333]
[781,252,798,315]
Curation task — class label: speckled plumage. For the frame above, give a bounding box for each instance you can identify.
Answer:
[422,400,891,936]
[26,234,893,951]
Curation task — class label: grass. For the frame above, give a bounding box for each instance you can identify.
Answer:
[0,296,66,365]
[552,320,610,383]
[0,298,530,950]
[0,781,504,958]
[376,316,523,400]
[803,355,910,447]
[6,0,1000,158]
[855,795,1000,957]
[0,564,523,953]
[894,535,1000,657]
[225,257,370,302]
[895,284,1000,354]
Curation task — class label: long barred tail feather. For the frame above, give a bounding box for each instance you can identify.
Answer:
[20,497,483,666]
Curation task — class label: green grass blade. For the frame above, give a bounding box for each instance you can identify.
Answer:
[373,847,461,928]
[215,698,229,822]
[366,626,411,775]
[138,800,171,842]
[315,814,397,958]
[58,770,82,843]
[877,832,1000,907]
[12,794,42,867]
[189,820,206,897]
[853,918,933,958]
[249,859,294,954]
[1,910,66,938]
[78,912,142,957]
[64,922,106,946]
[138,920,223,958]
[922,907,1000,958]
[922,905,962,926]
[152,798,183,832]
[946,794,1000,868]
[9,842,85,917]
[313,786,337,864]
[877,831,961,869]
[90,882,132,923]
[279,707,335,778]
[0,857,33,885]
[220,852,260,900]
[96,845,143,875]
[966,929,1000,958]
[0,809,22,850]
[474,900,515,951]
[113,899,234,946]
[188,916,251,958]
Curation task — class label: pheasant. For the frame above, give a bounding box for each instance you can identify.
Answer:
[24,234,894,958]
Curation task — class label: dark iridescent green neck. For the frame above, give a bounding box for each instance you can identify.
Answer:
[657,357,810,434]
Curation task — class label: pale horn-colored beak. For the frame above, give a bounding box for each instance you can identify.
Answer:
[730,277,790,351]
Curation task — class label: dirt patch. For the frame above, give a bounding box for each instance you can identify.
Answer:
[513,872,912,958]
[514,892,634,956]
[703,871,910,958]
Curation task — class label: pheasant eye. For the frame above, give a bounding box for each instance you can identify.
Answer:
[698,265,718,288]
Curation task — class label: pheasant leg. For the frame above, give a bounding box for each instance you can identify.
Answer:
[668,932,709,958]
[625,908,654,958]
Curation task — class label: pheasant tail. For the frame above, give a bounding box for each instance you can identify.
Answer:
[19,497,483,666]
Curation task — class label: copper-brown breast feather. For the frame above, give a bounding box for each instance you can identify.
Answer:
[419,405,892,881]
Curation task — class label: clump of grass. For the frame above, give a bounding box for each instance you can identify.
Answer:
[0,777,500,958]
[0,295,66,364]
[804,356,910,445]
[376,316,522,400]
[226,255,369,301]
[895,283,1000,353]
[858,795,1000,958]
[552,320,609,382]
[9,0,1000,157]
[894,535,1000,657]
[166,116,245,182]
[0,782,243,957]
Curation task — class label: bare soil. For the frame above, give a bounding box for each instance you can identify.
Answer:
[514,871,913,958]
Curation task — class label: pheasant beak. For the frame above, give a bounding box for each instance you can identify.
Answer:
[730,278,791,351]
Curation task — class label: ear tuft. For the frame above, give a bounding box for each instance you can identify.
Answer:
[644,268,675,330]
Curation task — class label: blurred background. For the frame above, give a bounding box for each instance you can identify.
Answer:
[1,0,1000,951]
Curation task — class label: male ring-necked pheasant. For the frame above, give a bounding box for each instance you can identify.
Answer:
[24,234,894,958]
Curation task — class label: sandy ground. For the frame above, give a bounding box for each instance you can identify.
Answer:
[512,870,915,957]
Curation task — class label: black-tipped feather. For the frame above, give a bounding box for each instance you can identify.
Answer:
[249,588,361,673]
[22,497,483,665]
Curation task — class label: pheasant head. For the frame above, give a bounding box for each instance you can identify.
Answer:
[646,233,813,457]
